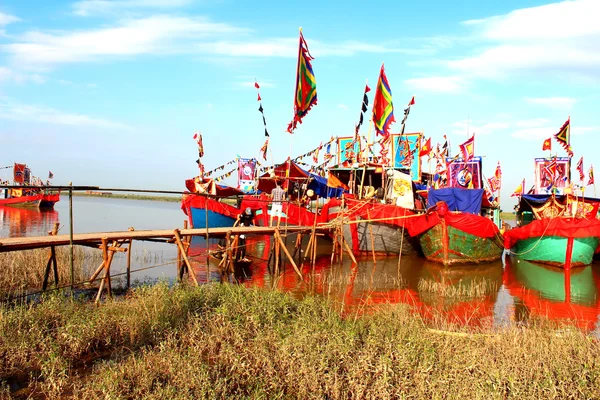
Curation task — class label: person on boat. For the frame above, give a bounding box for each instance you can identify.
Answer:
[234,207,254,262]
[270,181,286,227]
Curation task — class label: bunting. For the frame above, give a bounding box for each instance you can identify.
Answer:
[542,138,551,151]
[577,156,584,182]
[459,135,475,162]
[399,96,415,135]
[372,63,395,136]
[287,29,317,133]
[204,158,238,177]
[354,83,371,138]
[588,165,595,186]
[255,81,270,137]
[554,117,572,157]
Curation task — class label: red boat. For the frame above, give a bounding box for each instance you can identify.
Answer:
[0,163,60,209]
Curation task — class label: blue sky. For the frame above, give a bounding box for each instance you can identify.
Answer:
[0,0,599,209]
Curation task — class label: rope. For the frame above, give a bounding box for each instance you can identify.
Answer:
[506,219,553,256]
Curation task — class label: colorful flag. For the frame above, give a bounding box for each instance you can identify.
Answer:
[398,96,415,135]
[494,161,502,180]
[588,165,595,186]
[327,172,349,190]
[193,132,204,158]
[577,156,584,182]
[287,29,317,133]
[13,163,25,184]
[419,137,432,157]
[260,139,269,161]
[542,138,551,151]
[554,117,571,155]
[313,142,322,163]
[488,177,500,192]
[459,135,475,162]
[48,171,54,179]
[354,83,371,138]
[511,179,525,197]
[372,63,395,136]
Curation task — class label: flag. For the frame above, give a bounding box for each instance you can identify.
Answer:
[48,171,54,179]
[313,142,322,163]
[327,172,349,190]
[487,177,500,192]
[287,29,317,133]
[419,137,432,157]
[354,83,370,138]
[260,139,269,161]
[399,96,415,135]
[13,163,25,184]
[511,179,524,197]
[193,132,204,158]
[554,117,571,156]
[577,156,584,182]
[324,142,333,161]
[494,161,501,180]
[588,165,595,186]
[255,80,270,137]
[542,138,551,151]
[459,135,475,162]
[372,63,395,136]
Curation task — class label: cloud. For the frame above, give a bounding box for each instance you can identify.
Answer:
[0,99,131,129]
[337,104,348,110]
[0,67,45,84]
[450,0,600,78]
[515,118,550,128]
[510,120,599,140]
[72,0,193,16]
[524,97,576,110]
[0,12,19,26]
[404,76,465,93]
[451,120,509,136]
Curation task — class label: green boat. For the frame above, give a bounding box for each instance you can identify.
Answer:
[418,218,504,266]
[514,236,599,268]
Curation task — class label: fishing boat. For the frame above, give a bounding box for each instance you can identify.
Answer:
[0,163,60,209]
[503,256,600,331]
[504,193,600,268]
[406,187,504,265]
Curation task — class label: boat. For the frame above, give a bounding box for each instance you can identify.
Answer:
[504,193,600,268]
[0,163,60,209]
[406,187,504,265]
[503,256,600,331]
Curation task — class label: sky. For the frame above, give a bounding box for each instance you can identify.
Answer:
[1,0,599,210]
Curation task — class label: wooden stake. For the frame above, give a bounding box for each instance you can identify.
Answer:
[367,210,376,265]
[342,234,357,264]
[95,238,109,304]
[275,229,303,279]
[127,227,134,290]
[174,229,199,286]
[42,222,60,291]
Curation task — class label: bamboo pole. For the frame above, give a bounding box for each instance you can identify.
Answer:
[69,182,74,290]
[367,210,376,264]
[95,238,109,304]
[126,227,134,290]
[205,199,210,282]
[42,222,60,291]
[275,229,303,279]
[174,229,198,286]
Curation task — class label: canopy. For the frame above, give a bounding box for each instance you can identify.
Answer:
[184,178,244,197]
[504,217,600,250]
[257,160,344,198]
[426,188,484,215]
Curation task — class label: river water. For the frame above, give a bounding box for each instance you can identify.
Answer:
[1,195,600,333]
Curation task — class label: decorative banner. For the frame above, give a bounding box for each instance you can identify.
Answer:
[386,170,414,209]
[24,167,31,185]
[287,28,317,133]
[554,117,572,157]
[446,156,483,189]
[577,156,584,182]
[372,63,394,136]
[391,133,421,181]
[337,136,360,165]
[238,158,257,192]
[13,163,26,184]
[534,157,570,194]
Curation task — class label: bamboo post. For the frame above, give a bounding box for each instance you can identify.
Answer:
[42,222,60,291]
[367,210,376,265]
[68,182,74,290]
[95,238,109,304]
[274,234,280,276]
[275,229,303,279]
[205,198,210,282]
[312,196,319,270]
[127,227,134,290]
[342,233,357,264]
[397,209,407,277]
[330,229,338,265]
[174,229,198,286]
[225,231,234,281]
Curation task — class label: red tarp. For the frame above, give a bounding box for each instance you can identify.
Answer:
[184,178,244,197]
[257,160,310,193]
[503,218,600,250]
[344,198,415,228]
[406,209,500,238]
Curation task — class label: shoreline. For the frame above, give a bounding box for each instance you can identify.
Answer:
[67,192,182,203]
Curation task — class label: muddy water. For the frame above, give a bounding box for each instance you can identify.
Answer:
[2,196,600,333]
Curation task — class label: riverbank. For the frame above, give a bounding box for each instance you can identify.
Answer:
[2,284,598,398]
[70,192,181,202]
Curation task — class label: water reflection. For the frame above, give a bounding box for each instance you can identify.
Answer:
[0,207,59,238]
[503,256,600,331]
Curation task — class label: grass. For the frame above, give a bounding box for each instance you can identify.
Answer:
[1,283,599,399]
[417,277,498,298]
[500,212,516,221]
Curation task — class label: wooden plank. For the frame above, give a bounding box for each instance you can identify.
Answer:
[0,226,331,252]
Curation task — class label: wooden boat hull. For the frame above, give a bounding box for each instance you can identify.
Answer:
[514,236,598,268]
[0,193,60,209]
[419,220,503,266]
[343,220,419,255]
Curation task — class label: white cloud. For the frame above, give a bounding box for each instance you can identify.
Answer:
[73,0,193,16]
[451,0,600,78]
[0,67,45,84]
[337,104,348,110]
[515,118,550,128]
[451,120,509,136]
[510,121,598,140]
[404,76,465,93]
[0,12,19,26]
[0,100,130,129]
[510,127,555,140]
[524,97,576,110]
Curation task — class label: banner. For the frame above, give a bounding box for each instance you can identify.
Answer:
[534,157,569,195]
[13,163,25,184]
[386,170,414,208]
[391,133,421,181]
[337,136,360,165]
[237,158,257,192]
[446,156,483,189]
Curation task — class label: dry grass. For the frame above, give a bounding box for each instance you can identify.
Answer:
[417,277,498,298]
[0,284,599,399]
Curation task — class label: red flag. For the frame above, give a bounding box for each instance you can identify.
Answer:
[542,138,551,151]
[260,139,268,161]
[13,163,25,184]
[419,137,432,157]
[577,156,584,182]
[48,171,54,179]
[254,81,260,89]
[257,93,261,101]
[494,161,501,180]
[193,133,198,140]
[365,84,371,93]
[459,135,475,161]
[408,96,415,106]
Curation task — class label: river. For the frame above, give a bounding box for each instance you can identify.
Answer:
[1,195,600,333]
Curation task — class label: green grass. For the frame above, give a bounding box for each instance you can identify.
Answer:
[500,212,516,221]
[1,284,599,399]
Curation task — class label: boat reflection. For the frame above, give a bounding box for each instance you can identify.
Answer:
[503,256,600,331]
[0,206,59,238]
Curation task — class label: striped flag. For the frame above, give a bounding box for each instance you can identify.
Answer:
[588,165,595,186]
[287,29,317,133]
[459,135,475,162]
[372,63,395,136]
[577,156,584,182]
